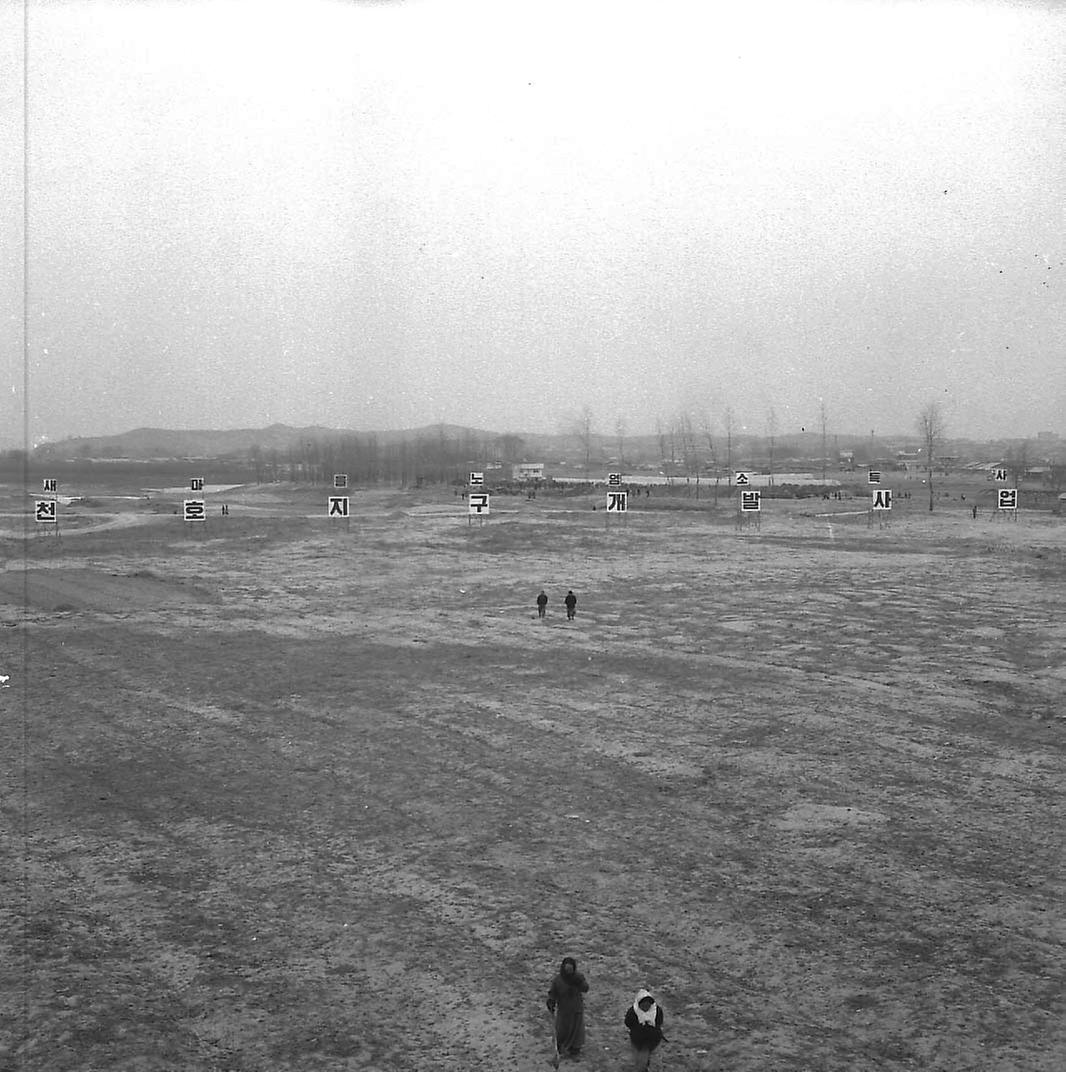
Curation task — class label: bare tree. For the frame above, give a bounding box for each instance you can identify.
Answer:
[1006,439,1031,488]
[461,429,486,476]
[397,437,412,488]
[436,422,452,484]
[722,406,736,487]
[249,443,263,485]
[364,433,381,484]
[495,434,525,465]
[698,410,716,460]
[570,406,595,478]
[766,407,778,487]
[614,415,627,471]
[917,401,946,512]
[699,410,720,504]
[321,439,336,485]
[677,410,702,498]
[1049,446,1066,512]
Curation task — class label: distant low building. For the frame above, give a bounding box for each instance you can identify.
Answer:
[896,450,922,474]
[660,461,688,478]
[513,462,544,481]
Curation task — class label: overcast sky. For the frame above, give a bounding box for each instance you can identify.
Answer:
[2,0,1064,445]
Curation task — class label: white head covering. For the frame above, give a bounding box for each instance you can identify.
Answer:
[632,988,658,1027]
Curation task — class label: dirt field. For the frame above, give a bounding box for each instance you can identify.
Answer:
[3,483,1064,1071]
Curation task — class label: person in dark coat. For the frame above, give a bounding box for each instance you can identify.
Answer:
[546,956,589,1063]
[537,590,549,619]
[564,590,577,620]
[624,988,665,1070]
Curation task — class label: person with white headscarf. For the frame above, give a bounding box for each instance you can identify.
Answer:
[623,988,665,1070]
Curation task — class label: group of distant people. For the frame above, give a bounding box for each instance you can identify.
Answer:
[537,589,577,621]
[547,956,666,1069]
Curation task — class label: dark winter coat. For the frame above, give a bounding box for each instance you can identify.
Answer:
[624,1005,664,1051]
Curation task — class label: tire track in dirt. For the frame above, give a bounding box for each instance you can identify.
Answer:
[13,626,599,1069]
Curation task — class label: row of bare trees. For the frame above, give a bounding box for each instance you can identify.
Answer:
[247,426,527,487]
[571,398,1042,516]
[572,403,797,495]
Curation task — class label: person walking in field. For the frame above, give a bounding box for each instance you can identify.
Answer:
[546,956,589,1064]
[564,590,577,621]
[624,988,665,1070]
[537,590,549,619]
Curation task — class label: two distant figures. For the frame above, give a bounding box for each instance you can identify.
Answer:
[537,590,577,621]
[546,956,666,1069]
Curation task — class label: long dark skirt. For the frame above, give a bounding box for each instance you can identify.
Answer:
[554,1004,585,1055]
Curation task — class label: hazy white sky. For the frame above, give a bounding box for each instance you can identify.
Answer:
[2,0,1064,444]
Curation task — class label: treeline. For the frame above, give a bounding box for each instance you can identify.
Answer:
[247,429,526,486]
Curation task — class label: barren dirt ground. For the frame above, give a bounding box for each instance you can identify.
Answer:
[2,484,1064,1071]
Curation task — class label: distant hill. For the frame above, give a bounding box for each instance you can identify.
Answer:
[33,425,336,461]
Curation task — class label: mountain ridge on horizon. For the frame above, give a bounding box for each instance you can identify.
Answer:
[32,422,548,460]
